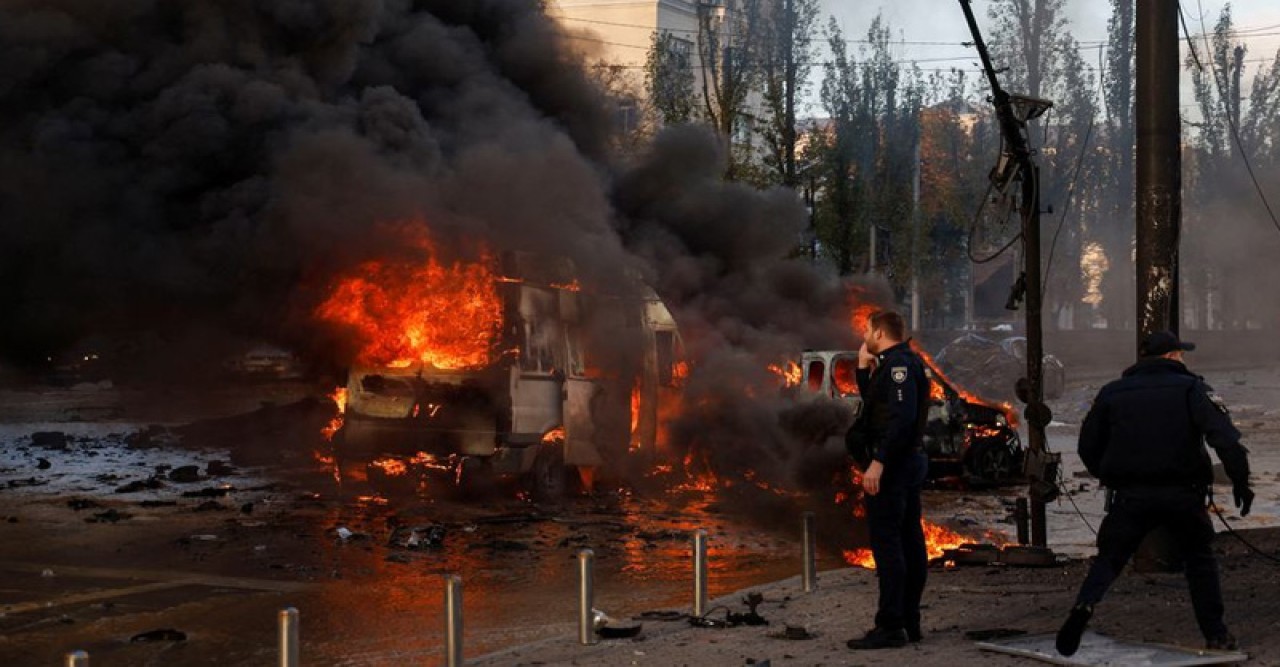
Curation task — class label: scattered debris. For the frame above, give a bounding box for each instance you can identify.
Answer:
[597,623,643,639]
[182,487,231,498]
[768,625,816,640]
[114,478,164,493]
[67,498,102,511]
[390,525,446,550]
[138,500,178,508]
[193,501,226,512]
[189,534,218,541]
[36,458,51,470]
[7,477,49,489]
[130,628,187,642]
[31,431,69,450]
[240,502,254,514]
[206,460,236,476]
[385,552,413,564]
[86,509,131,523]
[168,466,202,483]
[41,569,55,578]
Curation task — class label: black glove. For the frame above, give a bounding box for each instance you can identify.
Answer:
[1233,484,1254,517]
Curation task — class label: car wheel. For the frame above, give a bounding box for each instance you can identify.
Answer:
[528,440,568,501]
[966,440,1018,485]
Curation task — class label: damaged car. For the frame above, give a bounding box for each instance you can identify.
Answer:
[788,346,1024,486]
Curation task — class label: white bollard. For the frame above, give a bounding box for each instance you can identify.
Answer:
[445,574,464,667]
[693,529,708,618]
[578,549,597,645]
[802,511,817,592]
[65,651,89,667]
[278,607,299,667]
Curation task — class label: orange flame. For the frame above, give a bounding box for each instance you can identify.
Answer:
[629,382,642,452]
[315,227,502,370]
[542,427,565,444]
[768,361,802,387]
[320,387,348,442]
[842,520,973,569]
[849,286,880,336]
[370,457,408,477]
[909,341,1019,427]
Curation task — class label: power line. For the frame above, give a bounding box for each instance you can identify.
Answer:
[1191,0,1280,235]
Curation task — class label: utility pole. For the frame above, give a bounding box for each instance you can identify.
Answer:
[1133,0,1183,572]
[911,119,922,331]
[958,0,1059,552]
[1135,0,1181,343]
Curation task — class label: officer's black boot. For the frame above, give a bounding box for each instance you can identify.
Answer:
[1055,603,1093,656]
[1206,631,1238,651]
[846,626,908,650]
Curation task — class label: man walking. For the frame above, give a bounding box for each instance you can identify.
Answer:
[846,310,931,650]
[1056,331,1254,655]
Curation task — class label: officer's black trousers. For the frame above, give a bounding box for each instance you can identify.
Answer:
[866,451,929,632]
[1074,486,1227,639]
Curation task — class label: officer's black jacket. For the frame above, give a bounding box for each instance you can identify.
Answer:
[853,340,930,464]
[1078,358,1250,489]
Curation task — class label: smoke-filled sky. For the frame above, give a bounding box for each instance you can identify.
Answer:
[0,0,865,374]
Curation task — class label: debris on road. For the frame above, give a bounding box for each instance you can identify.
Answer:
[130,628,187,642]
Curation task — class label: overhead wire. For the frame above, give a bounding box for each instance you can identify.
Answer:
[1188,0,1280,235]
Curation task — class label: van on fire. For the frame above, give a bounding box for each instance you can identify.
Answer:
[334,252,683,498]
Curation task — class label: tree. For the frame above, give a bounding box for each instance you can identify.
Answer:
[813,15,922,282]
[758,0,819,187]
[644,31,697,126]
[695,0,764,179]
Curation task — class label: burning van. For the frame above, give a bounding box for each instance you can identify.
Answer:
[323,247,683,498]
[792,345,1024,486]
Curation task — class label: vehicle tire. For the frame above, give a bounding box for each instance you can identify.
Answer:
[528,441,568,501]
[456,456,497,498]
[966,440,1018,485]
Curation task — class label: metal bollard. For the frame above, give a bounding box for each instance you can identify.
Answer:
[278,607,299,667]
[692,529,708,618]
[802,511,817,593]
[65,651,89,667]
[445,574,464,667]
[578,549,597,645]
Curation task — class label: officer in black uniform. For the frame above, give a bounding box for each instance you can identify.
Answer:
[1056,330,1254,656]
[845,310,931,650]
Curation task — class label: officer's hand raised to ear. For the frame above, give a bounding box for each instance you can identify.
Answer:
[1233,484,1254,517]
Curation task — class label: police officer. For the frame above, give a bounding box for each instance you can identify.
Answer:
[845,310,931,650]
[1056,330,1254,656]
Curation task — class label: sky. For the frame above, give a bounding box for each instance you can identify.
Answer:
[818,0,1280,115]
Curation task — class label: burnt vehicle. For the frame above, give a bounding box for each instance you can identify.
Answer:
[333,253,684,498]
[934,333,1065,401]
[791,347,1024,486]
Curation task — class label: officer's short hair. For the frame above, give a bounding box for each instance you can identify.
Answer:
[869,310,907,341]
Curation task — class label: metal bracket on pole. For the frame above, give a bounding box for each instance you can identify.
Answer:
[278,607,299,667]
[577,549,597,646]
[692,530,708,618]
[445,574,464,667]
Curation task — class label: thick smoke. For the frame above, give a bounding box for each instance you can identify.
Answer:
[0,0,883,483]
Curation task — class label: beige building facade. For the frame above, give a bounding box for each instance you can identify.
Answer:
[547,0,702,69]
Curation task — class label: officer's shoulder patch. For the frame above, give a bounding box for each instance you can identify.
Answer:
[891,367,908,384]
[1207,392,1230,415]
